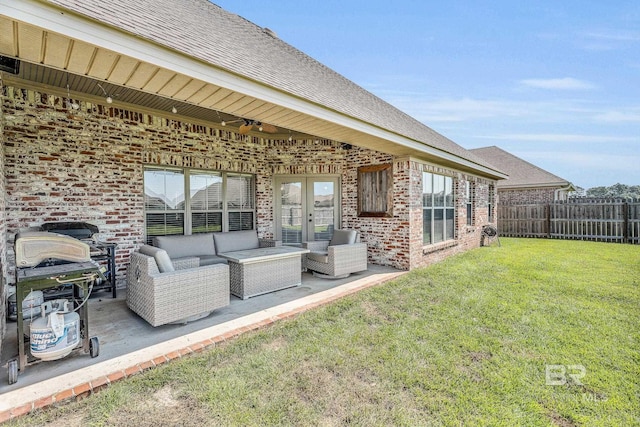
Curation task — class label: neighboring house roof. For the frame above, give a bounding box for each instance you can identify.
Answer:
[469,146,573,189]
[32,0,502,178]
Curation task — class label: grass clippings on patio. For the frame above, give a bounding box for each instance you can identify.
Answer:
[9,238,640,427]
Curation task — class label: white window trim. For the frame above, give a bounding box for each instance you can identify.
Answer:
[422,172,456,245]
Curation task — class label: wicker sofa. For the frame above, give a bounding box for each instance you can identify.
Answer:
[302,229,367,279]
[126,245,229,326]
[152,230,279,266]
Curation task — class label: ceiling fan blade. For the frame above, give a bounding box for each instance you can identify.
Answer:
[260,123,278,133]
[224,119,243,125]
[238,124,253,135]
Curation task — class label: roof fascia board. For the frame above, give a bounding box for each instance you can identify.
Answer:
[3,0,504,178]
[408,156,506,181]
[499,182,571,190]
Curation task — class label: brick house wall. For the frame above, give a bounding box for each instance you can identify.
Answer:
[342,156,497,271]
[0,85,411,277]
[0,89,6,342]
[0,82,498,292]
[340,149,402,268]
[498,187,559,204]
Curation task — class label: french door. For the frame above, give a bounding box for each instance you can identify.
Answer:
[275,176,340,245]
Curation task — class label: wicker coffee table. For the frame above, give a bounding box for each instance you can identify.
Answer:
[217,246,310,300]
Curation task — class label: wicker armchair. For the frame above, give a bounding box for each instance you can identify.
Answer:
[302,229,367,279]
[126,246,230,326]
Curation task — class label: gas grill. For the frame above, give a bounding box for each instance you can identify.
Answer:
[8,231,104,384]
[6,222,117,320]
[38,222,117,298]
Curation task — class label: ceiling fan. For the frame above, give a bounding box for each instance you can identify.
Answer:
[228,119,278,135]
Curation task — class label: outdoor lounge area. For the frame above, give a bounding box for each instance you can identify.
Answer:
[0,0,506,419]
[0,264,404,410]
[125,228,366,327]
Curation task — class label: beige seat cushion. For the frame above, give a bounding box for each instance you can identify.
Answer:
[306,251,329,264]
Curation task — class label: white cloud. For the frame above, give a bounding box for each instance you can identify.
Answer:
[386,96,527,123]
[584,30,640,43]
[505,149,640,188]
[519,150,640,172]
[520,77,595,90]
[478,133,635,143]
[594,110,640,123]
[383,92,619,126]
[578,30,640,51]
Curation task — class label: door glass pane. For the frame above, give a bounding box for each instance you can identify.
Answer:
[313,181,335,240]
[280,182,303,244]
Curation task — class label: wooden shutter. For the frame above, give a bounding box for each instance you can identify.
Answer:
[358,164,393,217]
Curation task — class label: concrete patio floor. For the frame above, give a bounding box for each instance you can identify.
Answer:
[0,265,405,421]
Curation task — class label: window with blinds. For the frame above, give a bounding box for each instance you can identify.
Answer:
[227,173,254,231]
[144,168,186,244]
[190,171,223,233]
[422,172,455,245]
[465,181,475,226]
[144,167,255,243]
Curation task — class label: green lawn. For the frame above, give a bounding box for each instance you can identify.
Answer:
[11,239,639,426]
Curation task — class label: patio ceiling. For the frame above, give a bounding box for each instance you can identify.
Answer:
[0,19,317,140]
[0,0,507,179]
[3,61,307,140]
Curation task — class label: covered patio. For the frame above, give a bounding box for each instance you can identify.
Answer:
[0,0,506,420]
[0,265,404,417]
[0,0,505,279]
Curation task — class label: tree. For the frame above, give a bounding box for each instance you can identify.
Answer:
[586,183,640,199]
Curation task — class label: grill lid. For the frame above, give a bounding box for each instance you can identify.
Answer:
[15,231,91,267]
[40,222,99,240]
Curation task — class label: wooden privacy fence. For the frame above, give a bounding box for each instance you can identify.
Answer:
[498,198,640,244]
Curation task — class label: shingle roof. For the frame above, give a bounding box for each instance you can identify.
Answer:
[46,0,498,173]
[469,146,572,188]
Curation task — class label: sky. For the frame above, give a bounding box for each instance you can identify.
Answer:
[213,1,639,190]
